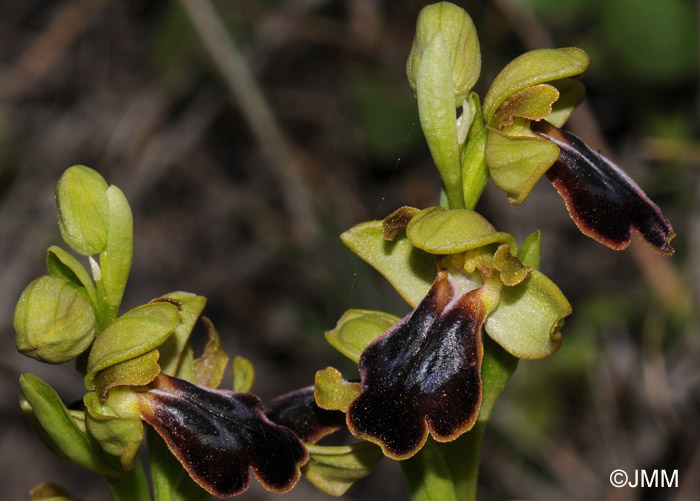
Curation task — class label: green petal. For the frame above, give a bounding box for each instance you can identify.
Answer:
[492,83,560,130]
[193,317,229,389]
[314,367,362,413]
[485,128,561,204]
[94,349,161,403]
[302,442,384,497]
[406,206,516,254]
[483,47,589,125]
[86,301,181,389]
[56,166,110,256]
[325,309,400,363]
[484,270,572,359]
[546,78,586,128]
[341,220,436,308]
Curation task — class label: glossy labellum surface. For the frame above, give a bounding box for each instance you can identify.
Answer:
[347,270,484,460]
[137,374,308,497]
[535,121,675,254]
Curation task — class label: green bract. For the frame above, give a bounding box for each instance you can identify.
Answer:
[325,309,400,363]
[14,275,96,363]
[302,443,384,497]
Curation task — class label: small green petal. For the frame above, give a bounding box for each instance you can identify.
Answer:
[232,356,255,393]
[314,367,362,413]
[484,270,572,359]
[483,47,589,125]
[383,206,420,241]
[86,301,181,389]
[492,245,531,286]
[56,166,110,256]
[325,309,400,363]
[302,442,384,497]
[341,220,435,308]
[406,206,516,254]
[546,78,586,127]
[94,349,161,403]
[492,83,560,130]
[485,128,561,204]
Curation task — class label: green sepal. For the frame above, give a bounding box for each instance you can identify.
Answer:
[406,206,516,255]
[94,349,161,403]
[460,93,489,210]
[314,367,362,413]
[14,275,96,364]
[492,83,560,130]
[46,245,98,309]
[484,269,572,359]
[341,220,436,308]
[407,1,481,103]
[19,373,116,475]
[157,292,207,376]
[85,301,181,389]
[302,442,384,497]
[95,185,133,324]
[325,309,400,363]
[175,343,195,381]
[193,317,229,389]
[232,356,255,393]
[485,128,561,205]
[56,166,110,256]
[400,438,458,501]
[483,47,589,125]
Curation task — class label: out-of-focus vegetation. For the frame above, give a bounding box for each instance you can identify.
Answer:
[1,1,698,499]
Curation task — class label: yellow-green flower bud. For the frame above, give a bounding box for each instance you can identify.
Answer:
[56,165,110,256]
[406,1,481,104]
[14,275,96,363]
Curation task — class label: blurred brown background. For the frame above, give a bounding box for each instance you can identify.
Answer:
[1,0,698,499]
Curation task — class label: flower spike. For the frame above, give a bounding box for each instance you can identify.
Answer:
[535,121,675,255]
[347,269,484,460]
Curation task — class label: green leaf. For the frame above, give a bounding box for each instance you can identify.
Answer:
[407,1,481,103]
[406,206,516,254]
[193,317,229,389]
[20,373,116,475]
[56,166,110,256]
[400,439,458,501]
[303,442,384,497]
[483,47,589,125]
[14,275,96,364]
[485,128,561,204]
[232,356,255,393]
[158,292,207,376]
[460,93,489,210]
[46,245,98,308]
[341,220,436,308]
[86,301,181,389]
[484,269,572,359]
[96,185,133,324]
[325,309,400,363]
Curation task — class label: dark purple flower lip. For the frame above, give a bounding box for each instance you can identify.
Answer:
[136,374,308,497]
[534,121,675,255]
[347,269,484,460]
[264,385,347,444]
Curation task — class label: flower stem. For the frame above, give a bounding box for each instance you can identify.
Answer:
[106,456,151,501]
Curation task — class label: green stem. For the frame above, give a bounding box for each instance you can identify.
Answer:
[106,456,151,501]
[443,422,486,501]
[401,439,458,501]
